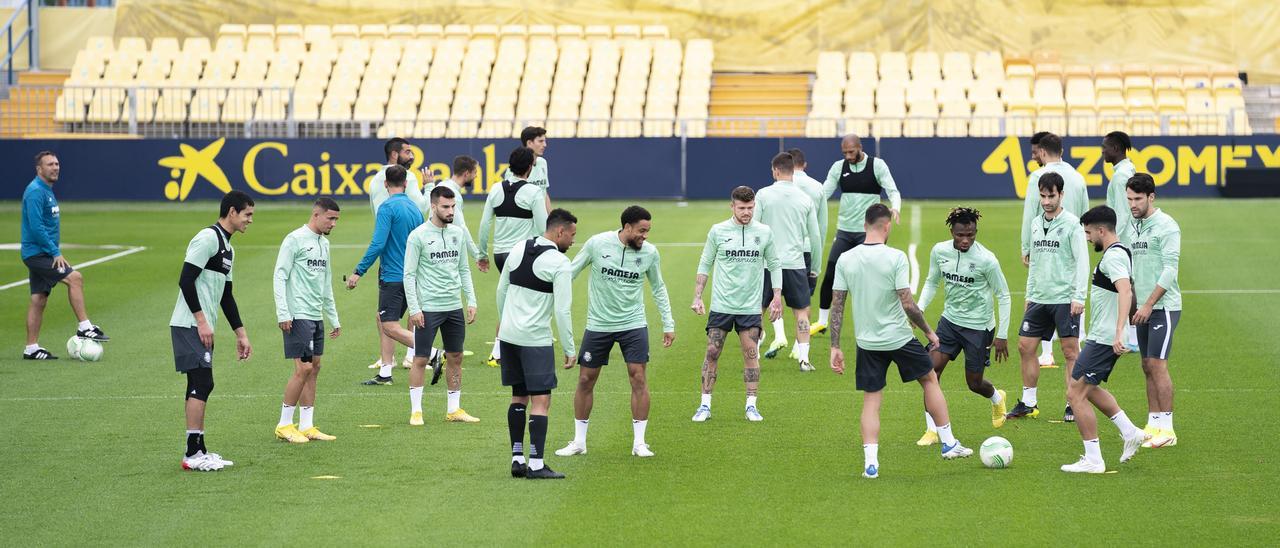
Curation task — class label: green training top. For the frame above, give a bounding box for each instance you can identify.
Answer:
[403,222,477,313]
[1021,160,1089,256]
[1106,158,1137,244]
[1131,208,1182,311]
[1025,210,1089,305]
[476,179,548,260]
[570,231,675,333]
[495,236,576,356]
[821,155,902,233]
[917,240,1011,338]
[832,243,914,352]
[170,225,233,330]
[1087,244,1132,344]
[696,218,782,315]
[272,225,340,327]
[755,179,822,272]
[794,169,829,250]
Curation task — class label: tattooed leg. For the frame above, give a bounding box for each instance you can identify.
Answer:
[702,328,726,394]
[740,328,762,396]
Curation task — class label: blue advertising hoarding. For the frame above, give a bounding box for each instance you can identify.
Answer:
[2,136,1277,202]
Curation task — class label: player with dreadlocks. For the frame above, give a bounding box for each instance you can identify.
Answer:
[914,207,1014,445]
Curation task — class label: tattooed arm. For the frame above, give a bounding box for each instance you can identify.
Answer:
[898,287,940,350]
[829,290,847,374]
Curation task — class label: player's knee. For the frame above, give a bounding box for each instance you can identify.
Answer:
[296,360,316,375]
[628,369,648,391]
[705,344,722,360]
[185,369,214,401]
[1062,346,1079,361]
[965,376,984,393]
[1018,339,1037,355]
[576,372,596,388]
[64,271,83,286]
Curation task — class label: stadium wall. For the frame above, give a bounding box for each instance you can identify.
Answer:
[2,136,1278,202]
[110,0,1280,82]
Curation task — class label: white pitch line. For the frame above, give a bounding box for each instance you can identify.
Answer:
[0,245,147,291]
[908,204,922,295]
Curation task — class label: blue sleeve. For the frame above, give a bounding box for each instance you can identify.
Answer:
[23,191,59,256]
[356,209,391,276]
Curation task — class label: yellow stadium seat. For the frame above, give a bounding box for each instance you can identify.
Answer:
[136,56,171,84]
[1067,108,1097,136]
[360,24,388,39]
[878,52,908,82]
[1030,50,1059,65]
[847,51,877,83]
[67,51,107,85]
[188,91,220,123]
[968,80,1000,105]
[614,25,641,40]
[1035,63,1062,82]
[214,35,244,58]
[253,95,288,121]
[54,89,89,123]
[84,36,114,58]
[973,51,1003,79]
[302,24,330,45]
[117,36,148,57]
[150,37,180,60]
[246,24,274,40]
[275,24,302,41]
[387,24,416,43]
[936,99,970,136]
[332,24,360,47]
[941,51,971,82]
[415,24,443,43]
[218,24,246,40]
[1062,64,1092,80]
[816,51,846,83]
[413,119,448,139]
[910,52,940,82]
[101,52,139,85]
[221,90,258,123]
[556,24,583,40]
[181,37,211,63]
[968,100,1003,136]
[529,24,555,38]
[246,36,274,55]
[444,24,471,40]
[1122,62,1151,77]
[319,95,354,121]
[291,95,321,121]
[499,24,527,37]
[642,25,669,40]
[1034,78,1065,110]
[1036,113,1066,136]
[152,90,190,122]
[447,120,480,138]
[584,25,612,43]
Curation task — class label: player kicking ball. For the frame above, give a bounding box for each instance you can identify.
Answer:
[556,206,676,458]
[829,204,972,479]
[915,207,1013,446]
[273,199,343,443]
[1061,206,1150,473]
[403,186,480,425]
[691,186,783,422]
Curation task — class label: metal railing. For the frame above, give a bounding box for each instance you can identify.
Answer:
[1,0,38,92]
[0,83,1254,138]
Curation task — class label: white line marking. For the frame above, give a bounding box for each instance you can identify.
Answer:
[908,204,922,295]
[0,245,147,291]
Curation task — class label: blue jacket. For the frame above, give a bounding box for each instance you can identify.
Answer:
[355,193,423,282]
[21,177,60,260]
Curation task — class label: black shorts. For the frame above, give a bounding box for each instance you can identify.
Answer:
[803,252,817,295]
[377,281,407,321]
[494,252,509,273]
[415,309,466,354]
[499,340,557,392]
[23,254,73,295]
[579,328,649,367]
[171,326,213,372]
[1136,309,1180,360]
[283,318,325,359]
[763,268,812,309]
[706,311,762,334]
[1072,341,1122,385]
[1019,302,1080,340]
[826,230,866,266]
[935,316,995,373]
[855,339,934,392]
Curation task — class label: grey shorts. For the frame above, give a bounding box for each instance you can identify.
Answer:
[171,326,213,372]
[706,311,762,334]
[415,309,466,354]
[1136,309,1180,360]
[1019,302,1080,340]
[499,340,557,393]
[855,339,934,392]
[579,328,649,367]
[23,254,73,295]
[763,268,812,309]
[377,281,407,321]
[283,319,325,359]
[936,316,995,373]
[1072,341,1122,385]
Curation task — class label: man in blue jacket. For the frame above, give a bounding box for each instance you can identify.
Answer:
[21,151,108,360]
[347,165,423,385]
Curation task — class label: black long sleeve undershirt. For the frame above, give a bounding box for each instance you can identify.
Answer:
[220,280,243,331]
[178,262,202,314]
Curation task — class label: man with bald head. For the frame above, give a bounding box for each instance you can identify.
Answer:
[810,135,903,336]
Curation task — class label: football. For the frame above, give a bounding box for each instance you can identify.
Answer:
[980,436,1014,468]
[67,336,103,362]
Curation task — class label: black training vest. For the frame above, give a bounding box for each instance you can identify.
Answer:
[494,180,534,219]
[1092,242,1138,312]
[203,224,234,275]
[839,153,882,195]
[510,238,555,294]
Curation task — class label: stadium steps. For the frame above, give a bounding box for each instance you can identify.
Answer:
[708,72,810,136]
[0,71,67,137]
[1242,85,1280,133]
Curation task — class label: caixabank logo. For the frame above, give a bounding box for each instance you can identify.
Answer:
[157,138,511,201]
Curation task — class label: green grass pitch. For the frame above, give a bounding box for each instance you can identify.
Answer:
[1,198,1277,544]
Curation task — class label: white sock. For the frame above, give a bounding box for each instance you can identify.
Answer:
[863,443,879,468]
[633,419,647,446]
[818,308,829,324]
[24,344,39,354]
[772,318,785,340]
[1083,438,1103,464]
[405,347,415,361]
[278,403,296,427]
[990,389,1003,405]
[298,406,314,431]
[529,457,544,471]
[574,419,589,446]
[757,332,765,352]
[446,390,460,413]
[512,454,525,464]
[746,395,758,409]
[77,320,93,331]
[378,363,394,377]
[1109,410,1139,438]
[1023,386,1038,407]
[1161,411,1174,431]
[1148,412,1160,428]
[796,342,810,362]
[924,411,938,433]
[937,422,956,446]
[410,386,423,413]
[701,393,712,408]
[1039,340,1053,358]
[491,343,502,359]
